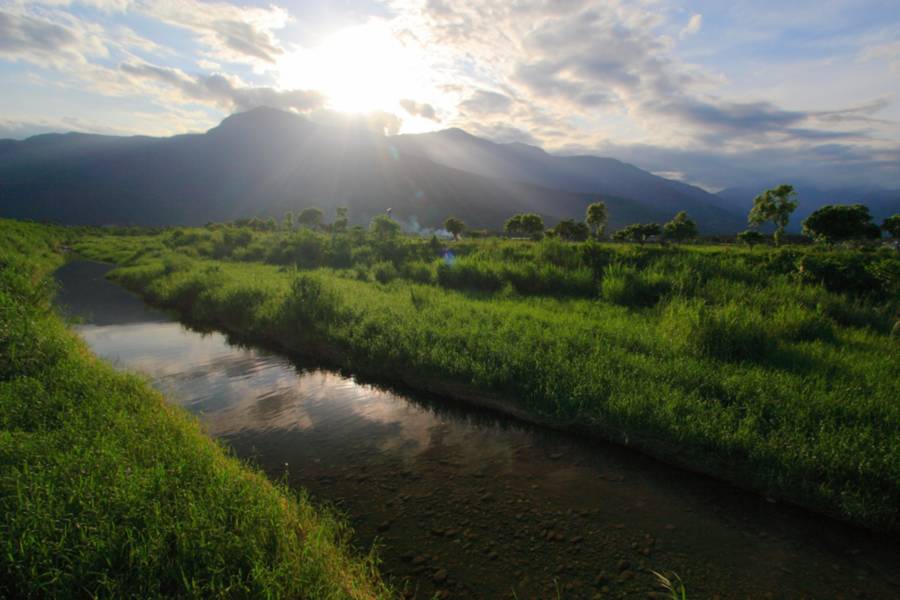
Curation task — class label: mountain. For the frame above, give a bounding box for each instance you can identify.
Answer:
[718,185,900,231]
[394,128,742,232]
[0,106,742,231]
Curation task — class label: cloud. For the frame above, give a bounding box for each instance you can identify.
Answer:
[399,98,438,120]
[679,14,702,39]
[120,62,325,112]
[458,90,513,115]
[0,8,107,68]
[136,0,290,67]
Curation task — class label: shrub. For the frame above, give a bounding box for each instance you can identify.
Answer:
[436,258,504,293]
[372,261,399,284]
[281,275,346,334]
[796,253,881,296]
[402,261,434,284]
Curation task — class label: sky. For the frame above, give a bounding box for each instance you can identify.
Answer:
[2,0,899,191]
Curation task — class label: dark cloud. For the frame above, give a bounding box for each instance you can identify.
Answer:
[399,99,438,120]
[580,140,900,190]
[120,62,325,112]
[458,90,513,115]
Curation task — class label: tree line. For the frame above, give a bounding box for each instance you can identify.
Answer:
[229,184,900,249]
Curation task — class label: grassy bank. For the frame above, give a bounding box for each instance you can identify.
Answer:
[74,226,900,534]
[0,220,392,599]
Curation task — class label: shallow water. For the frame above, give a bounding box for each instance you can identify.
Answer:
[55,260,900,599]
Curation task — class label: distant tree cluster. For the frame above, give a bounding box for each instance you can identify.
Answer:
[259,187,900,253]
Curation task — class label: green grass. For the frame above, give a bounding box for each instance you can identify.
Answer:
[72,224,900,533]
[0,220,392,599]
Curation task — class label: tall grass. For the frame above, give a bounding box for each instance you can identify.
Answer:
[0,220,391,599]
[74,227,900,533]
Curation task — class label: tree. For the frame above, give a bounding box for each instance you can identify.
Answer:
[553,219,590,241]
[370,214,401,238]
[585,201,608,239]
[801,204,879,245]
[297,207,324,229]
[504,213,545,240]
[283,211,294,230]
[663,211,698,243]
[748,184,798,246]
[444,217,466,241]
[881,214,900,249]
[613,223,660,246]
[736,230,766,250]
[333,207,349,232]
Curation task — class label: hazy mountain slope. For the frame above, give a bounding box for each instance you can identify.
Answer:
[0,109,581,227]
[1,107,738,230]
[394,128,744,231]
[718,185,900,230]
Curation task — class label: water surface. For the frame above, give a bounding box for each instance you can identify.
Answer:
[56,260,900,599]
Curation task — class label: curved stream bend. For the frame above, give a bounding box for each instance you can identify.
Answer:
[55,260,900,600]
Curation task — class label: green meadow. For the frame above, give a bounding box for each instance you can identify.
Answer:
[0,219,391,599]
[72,223,900,533]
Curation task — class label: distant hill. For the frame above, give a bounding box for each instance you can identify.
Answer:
[718,185,900,231]
[0,107,744,231]
[394,128,743,232]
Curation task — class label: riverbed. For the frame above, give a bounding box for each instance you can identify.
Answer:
[55,260,900,599]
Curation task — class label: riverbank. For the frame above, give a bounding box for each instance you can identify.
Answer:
[73,228,900,534]
[0,220,392,598]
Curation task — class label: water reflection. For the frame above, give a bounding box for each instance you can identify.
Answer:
[55,260,900,600]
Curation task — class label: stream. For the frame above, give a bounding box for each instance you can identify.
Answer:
[55,260,900,599]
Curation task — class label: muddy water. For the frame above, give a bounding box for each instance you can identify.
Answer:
[55,260,900,599]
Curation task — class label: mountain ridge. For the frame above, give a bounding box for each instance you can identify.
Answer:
[0,107,746,231]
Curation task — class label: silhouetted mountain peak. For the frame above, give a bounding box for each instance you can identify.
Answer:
[209,106,311,137]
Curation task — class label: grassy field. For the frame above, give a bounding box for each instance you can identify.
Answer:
[71,224,900,534]
[0,219,392,599]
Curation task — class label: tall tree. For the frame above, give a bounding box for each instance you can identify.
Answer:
[802,204,879,245]
[663,211,699,243]
[748,184,798,246]
[736,230,766,250]
[553,219,590,241]
[444,217,466,241]
[297,207,324,229]
[613,223,660,246]
[370,214,401,238]
[282,211,294,231]
[504,213,545,240]
[585,201,608,239]
[333,207,349,232]
[883,214,900,251]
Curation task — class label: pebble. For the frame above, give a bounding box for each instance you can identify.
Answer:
[433,569,448,584]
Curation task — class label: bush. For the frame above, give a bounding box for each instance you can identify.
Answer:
[281,275,346,335]
[402,260,435,284]
[797,253,881,296]
[437,258,504,293]
[372,261,399,284]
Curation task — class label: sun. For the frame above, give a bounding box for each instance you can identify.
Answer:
[278,23,425,115]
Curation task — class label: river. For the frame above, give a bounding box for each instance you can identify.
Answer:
[55,260,900,599]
